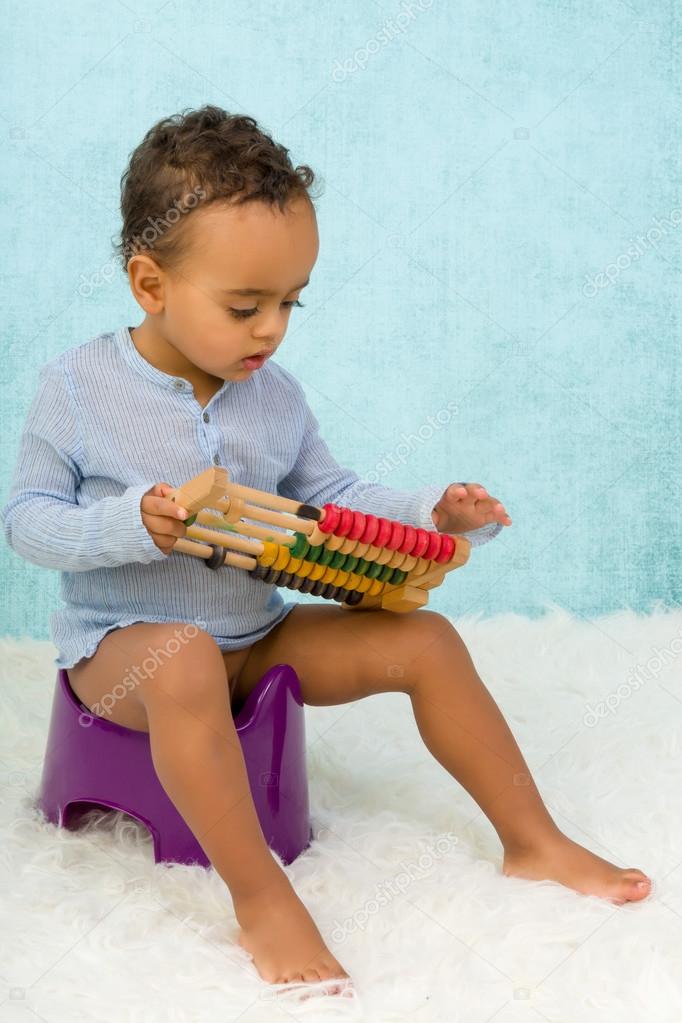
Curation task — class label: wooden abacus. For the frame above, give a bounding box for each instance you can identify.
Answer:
[168,468,471,613]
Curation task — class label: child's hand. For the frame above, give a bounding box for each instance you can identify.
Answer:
[140,482,190,554]
[430,483,512,534]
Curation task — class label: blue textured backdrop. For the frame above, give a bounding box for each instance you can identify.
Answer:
[1,0,680,641]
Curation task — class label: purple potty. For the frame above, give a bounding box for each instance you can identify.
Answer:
[36,664,312,867]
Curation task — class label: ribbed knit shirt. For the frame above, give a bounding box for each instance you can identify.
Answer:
[1,326,502,669]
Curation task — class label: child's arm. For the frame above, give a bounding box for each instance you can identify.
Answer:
[1,358,166,571]
[276,373,504,548]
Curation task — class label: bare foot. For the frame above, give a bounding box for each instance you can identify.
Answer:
[235,874,353,994]
[502,832,653,905]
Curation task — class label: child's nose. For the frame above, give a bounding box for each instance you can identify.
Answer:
[251,307,290,343]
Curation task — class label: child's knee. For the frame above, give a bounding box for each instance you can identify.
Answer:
[406,610,469,670]
[409,610,455,646]
[133,623,226,708]
[140,621,218,663]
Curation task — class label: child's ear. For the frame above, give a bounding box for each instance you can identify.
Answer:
[127,252,165,313]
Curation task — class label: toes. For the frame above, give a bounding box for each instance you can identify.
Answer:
[624,870,651,885]
[621,871,652,901]
[311,960,352,995]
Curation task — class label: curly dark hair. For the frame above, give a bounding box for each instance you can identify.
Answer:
[113,105,321,275]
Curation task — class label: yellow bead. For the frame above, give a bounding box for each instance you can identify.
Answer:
[345,571,361,592]
[274,546,291,570]
[259,541,279,568]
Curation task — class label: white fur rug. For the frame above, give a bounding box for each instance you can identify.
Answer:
[1,606,681,1022]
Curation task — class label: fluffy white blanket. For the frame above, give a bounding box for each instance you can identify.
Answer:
[1,606,681,1021]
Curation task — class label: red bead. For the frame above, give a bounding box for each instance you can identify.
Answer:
[336,506,354,537]
[386,520,405,551]
[360,514,380,545]
[398,524,417,554]
[320,503,340,533]
[348,510,366,540]
[424,531,442,560]
[411,529,430,558]
[436,534,455,563]
[374,518,392,548]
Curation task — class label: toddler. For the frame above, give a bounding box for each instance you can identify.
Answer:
[2,106,652,994]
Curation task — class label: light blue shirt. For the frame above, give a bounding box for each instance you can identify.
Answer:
[1,326,502,669]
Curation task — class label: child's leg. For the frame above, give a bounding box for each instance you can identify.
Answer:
[67,623,351,990]
[232,604,652,905]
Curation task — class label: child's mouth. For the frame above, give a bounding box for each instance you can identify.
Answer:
[241,354,267,370]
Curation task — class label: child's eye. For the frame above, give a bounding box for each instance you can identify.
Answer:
[228,299,305,321]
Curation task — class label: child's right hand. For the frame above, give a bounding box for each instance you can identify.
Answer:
[140,482,190,555]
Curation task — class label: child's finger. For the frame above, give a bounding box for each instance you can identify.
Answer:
[152,482,187,507]
[480,499,512,525]
[144,513,188,538]
[143,495,189,520]
[152,536,180,555]
[149,481,172,497]
[446,484,468,499]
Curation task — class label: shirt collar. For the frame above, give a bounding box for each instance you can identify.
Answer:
[115,326,233,400]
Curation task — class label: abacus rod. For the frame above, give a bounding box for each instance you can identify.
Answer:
[196,510,295,547]
[186,523,265,555]
[172,537,257,570]
[213,496,316,535]
[215,479,320,519]
[173,537,212,559]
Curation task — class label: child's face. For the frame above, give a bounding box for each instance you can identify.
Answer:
[130,194,319,381]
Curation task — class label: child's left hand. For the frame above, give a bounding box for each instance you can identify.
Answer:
[431,483,512,534]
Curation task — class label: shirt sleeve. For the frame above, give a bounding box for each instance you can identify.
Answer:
[1,358,167,571]
[277,377,503,547]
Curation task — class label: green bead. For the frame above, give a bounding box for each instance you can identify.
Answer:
[290,533,309,558]
[306,543,323,563]
[319,546,335,566]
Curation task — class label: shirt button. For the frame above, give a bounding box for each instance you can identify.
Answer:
[213,453,221,465]
[202,412,210,423]
[173,379,184,390]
